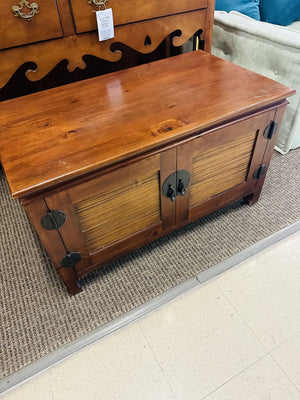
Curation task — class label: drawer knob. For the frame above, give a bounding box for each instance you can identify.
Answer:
[12,0,39,21]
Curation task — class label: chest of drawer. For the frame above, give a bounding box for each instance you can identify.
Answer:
[0,0,63,50]
[70,0,208,34]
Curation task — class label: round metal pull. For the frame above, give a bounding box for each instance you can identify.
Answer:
[12,0,39,21]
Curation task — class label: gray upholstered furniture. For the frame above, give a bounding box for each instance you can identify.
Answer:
[212,11,300,154]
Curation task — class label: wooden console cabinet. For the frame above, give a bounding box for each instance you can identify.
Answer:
[0,51,295,294]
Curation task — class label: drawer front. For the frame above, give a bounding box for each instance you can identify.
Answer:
[0,0,63,50]
[71,0,208,34]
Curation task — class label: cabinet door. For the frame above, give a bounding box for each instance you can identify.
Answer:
[68,151,176,271]
[176,109,277,224]
[0,0,63,50]
[25,150,176,281]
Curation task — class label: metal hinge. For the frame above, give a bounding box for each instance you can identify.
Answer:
[41,209,66,230]
[60,252,82,268]
[263,121,278,140]
[41,207,81,271]
[253,164,267,180]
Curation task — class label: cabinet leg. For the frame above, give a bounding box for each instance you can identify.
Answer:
[244,190,261,206]
[58,267,82,295]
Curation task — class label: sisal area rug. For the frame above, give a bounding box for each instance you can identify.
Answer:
[0,149,299,380]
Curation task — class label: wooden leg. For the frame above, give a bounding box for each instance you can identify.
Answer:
[244,192,258,206]
[244,172,267,206]
[244,181,266,206]
[58,267,82,295]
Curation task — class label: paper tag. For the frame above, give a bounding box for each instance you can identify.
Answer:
[96,8,114,42]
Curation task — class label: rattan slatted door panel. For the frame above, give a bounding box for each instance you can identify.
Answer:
[176,109,277,223]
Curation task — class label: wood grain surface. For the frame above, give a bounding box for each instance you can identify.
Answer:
[0,50,295,199]
[71,0,208,34]
[72,157,161,252]
[190,130,256,206]
[0,9,208,88]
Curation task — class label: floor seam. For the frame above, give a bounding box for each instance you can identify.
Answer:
[137,323,179,400]
[269,351,300,394]
[199,353,269,400]
[212,231,300,357]
[216,281,271,353]
[212,259,300,396]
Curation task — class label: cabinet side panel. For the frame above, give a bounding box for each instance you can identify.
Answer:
[246,104,287,204]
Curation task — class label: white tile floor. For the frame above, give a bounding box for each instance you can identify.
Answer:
[2,231,300,400]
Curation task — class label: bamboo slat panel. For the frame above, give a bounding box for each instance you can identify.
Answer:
[74,172,161,252]
[190,130,257,206]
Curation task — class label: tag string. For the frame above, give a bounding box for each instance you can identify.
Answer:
[99,1,107,10]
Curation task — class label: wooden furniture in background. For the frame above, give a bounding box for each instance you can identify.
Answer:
[0,51,295,294]
[0,0,215,100]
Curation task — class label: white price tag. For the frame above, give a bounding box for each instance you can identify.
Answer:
[96,8,114,42]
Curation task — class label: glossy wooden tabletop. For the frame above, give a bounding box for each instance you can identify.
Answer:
[0,50,295,198]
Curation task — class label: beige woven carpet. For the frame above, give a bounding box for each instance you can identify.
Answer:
[1,150,299,379]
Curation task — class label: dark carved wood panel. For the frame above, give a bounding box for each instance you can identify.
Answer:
[0,31,203,101]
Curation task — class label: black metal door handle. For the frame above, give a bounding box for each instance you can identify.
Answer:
[177,179,186,196]
[167,184,176,202]
[162,170,190,202]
